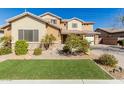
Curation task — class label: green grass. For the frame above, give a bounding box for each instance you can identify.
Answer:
[0,59,112,79]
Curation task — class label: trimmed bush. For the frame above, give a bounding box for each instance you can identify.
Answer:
[0,47,12,55]
[15,40,28,55]
[98,54,118,67]
[33,48,42,55]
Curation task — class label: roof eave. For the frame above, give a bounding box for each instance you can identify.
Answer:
[5,12,61,30]
[39,12,62,19]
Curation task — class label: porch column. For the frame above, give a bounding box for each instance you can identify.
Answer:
[94,35,99,44]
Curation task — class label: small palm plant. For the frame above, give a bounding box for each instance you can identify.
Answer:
[0,36,11,48]
[49,34,56,45]
[41,34,56,50]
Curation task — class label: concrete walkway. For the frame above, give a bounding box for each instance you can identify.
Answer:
[0,54,13,62]
[0,80,124,84]
[0,52,90,62]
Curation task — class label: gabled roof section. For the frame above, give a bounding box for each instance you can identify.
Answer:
[0,23,10,29]
[39,12,61,19]
[0,28,4,32]
[62,17,95,24]
[5,12,61,30]
[6,12,47,23]
[95,28,124,33]
[61,30,100,35]
[68,17,85,22]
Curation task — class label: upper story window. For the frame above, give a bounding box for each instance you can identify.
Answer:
[51,19,57,24]
[72,23,78,28]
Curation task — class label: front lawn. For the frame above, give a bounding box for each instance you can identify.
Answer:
[0,59,112,79]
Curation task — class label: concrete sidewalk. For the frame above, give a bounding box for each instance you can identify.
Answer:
[0,80,124,84]
[0,54,13,62]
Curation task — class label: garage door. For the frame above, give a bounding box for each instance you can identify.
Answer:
[85,35,94,45]
[102,37,117,45]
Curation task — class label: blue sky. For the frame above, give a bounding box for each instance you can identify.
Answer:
[0,8,124,29]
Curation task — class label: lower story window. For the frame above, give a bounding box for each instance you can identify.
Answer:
[18,29,39,42]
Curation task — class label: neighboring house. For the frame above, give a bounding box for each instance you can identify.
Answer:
[0,29,4,47]
[0,12,99,50]
[95,28,124,45]
[0,29,4,38]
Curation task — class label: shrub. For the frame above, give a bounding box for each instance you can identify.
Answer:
[15,40,28,55]
[78,39,90,54]
[98,54,118,67]
[117,40,122,45]
[63,45,70,53]
[64,34,89,54]
[0,36,11,48]
[49,34,56,45]
[65,34,81,51]
[33,48,42,55]
[41,34,56,50]
[117,39,124,47]
[0,47,12,55]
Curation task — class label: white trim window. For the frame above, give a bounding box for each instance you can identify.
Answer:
[51,19,57,24]
[18,29,39,42]
[72,23,78,28]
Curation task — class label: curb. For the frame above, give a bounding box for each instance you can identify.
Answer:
[93,61,116,79]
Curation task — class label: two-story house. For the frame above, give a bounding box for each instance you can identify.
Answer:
[0,12,99,50]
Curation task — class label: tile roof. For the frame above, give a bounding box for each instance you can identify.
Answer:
[62,17,95,24]
[96,28,124,33]
[3,12,61,30]
[61,30,100,35]
[0,23,10,29]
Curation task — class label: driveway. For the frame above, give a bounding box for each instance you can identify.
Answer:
[91,44,124,68]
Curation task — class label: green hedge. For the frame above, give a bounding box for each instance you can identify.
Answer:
[15,40,28,55]
[0,47,12,55]
[33,48,42,55]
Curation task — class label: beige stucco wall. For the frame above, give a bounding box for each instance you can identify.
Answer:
[46,25,61,43]
[83,24,93,31]
[94,35,99,44]
[11,16,47,50]
[67,19,93,31]
[4,27,11,37]
[60,22,67,30]
[41,15,61,25]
